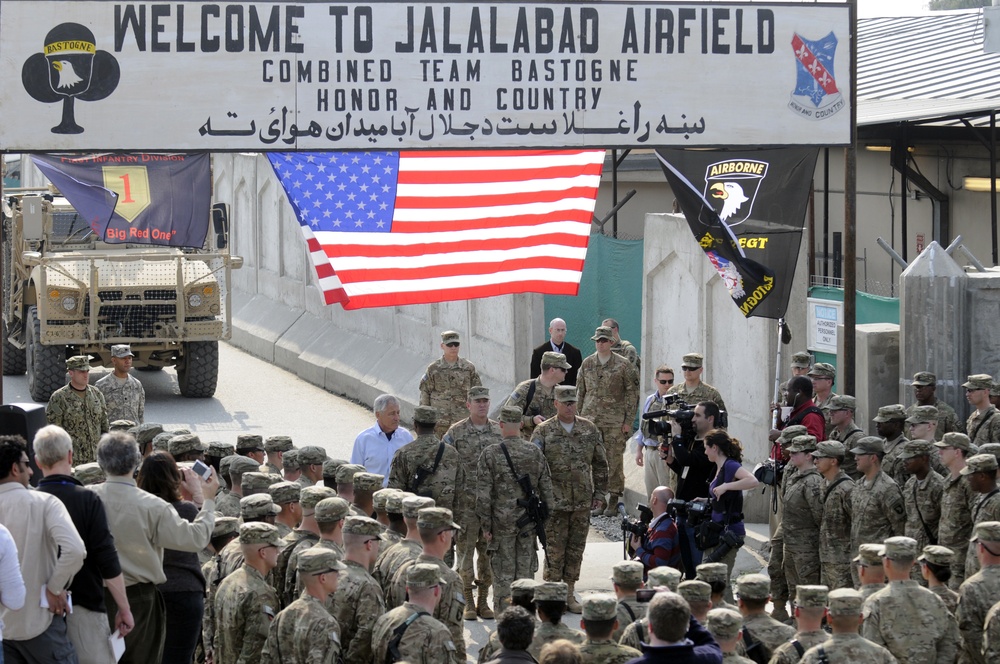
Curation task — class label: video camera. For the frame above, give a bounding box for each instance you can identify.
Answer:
[666,498,710,525]
[618,502,654,558]
[643,397,728,439]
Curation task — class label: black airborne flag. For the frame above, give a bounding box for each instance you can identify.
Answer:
[656,148,819,319]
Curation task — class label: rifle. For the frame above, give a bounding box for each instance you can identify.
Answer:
[501,443,550,550]
[386,610,428,663]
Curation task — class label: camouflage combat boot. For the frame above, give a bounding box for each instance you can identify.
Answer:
[463,584,477,620]
[477,584,495,619]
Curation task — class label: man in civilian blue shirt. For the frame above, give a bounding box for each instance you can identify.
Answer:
[351,394,414,486]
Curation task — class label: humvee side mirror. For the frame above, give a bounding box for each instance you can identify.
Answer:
[212,203,229,250]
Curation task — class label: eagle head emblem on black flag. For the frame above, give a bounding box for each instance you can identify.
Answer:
[702,160,768,227]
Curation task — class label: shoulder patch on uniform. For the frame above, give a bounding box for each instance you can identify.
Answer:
[455,591,466,605]
[263,605,275,619]
[330,631,340,644]
[445,641,457,652]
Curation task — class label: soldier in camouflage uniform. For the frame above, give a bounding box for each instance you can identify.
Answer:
[478,405,553,613]
[419,330,483,438]
[272,486,336,606]
[385,508,467,661]
[799,589,896,664]
[609,561,647,642]
[269,481,302,539]
[616,566,681,649]
[824,395,864,480]
[812,440,854,590]
[962,454,1000,579]
[807,363,838,434]
[331,517,385,664]
[262,435,292,475]
[528,582,585,658]
[769,585,830,664]
[767,425,806,622]
[45,355,110,464]
[577,593,641,664]
[965,374,1000,446]
[374,494,431,595]
[477,579,538,664]
[261,547,346,664]
[286,496,349,603]
[936,432,976,588]
[602,317,640,372]
[668,352,727,411]
[705,608,754,664]
[220,494,282,577]
[388,406,461,513]
[677,579,712,622]
[848,436,905,585]
[735,574,795,661]
[371,563,461,664]
[782,435,824,595]
[531,385,609,613]
[956,522,1000,664]
[917,545,960,615]
[855,544,886,601]
[908,371,963,439]
[216,456,260,517]
[697,562,737,612]
[202,517,240,664]
[982,593,1000,662]
[503,351,570,440]
[296,446,329,489]
[862,536,960,664]
[577,325,639,515]
[214,523,282,664]
[95,344,145,424]
[906,406,950,476]
[333,464,368,517]
[873,404,910,487]
[236,434,266,466]
[281,449,301,483]
[900,439,945,582]
[443,386,503,619]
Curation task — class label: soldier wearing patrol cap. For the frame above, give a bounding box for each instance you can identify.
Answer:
[285,496,351,604]
[617,567,683,650]
[262,435,293,475]
[905,406,949,476]
[696,562,736,611]
[965,374,1000,447]
[333,463,368,514]
[218,494,282,577]
[261,547,347,664]
[528,581,585,659]
[218,455,262,517]
[296,446,328,488]
[806,363,837,421]
[202,516,240,663]
[280,448,301,483]
[45,354,110,464]
[917,545,959,615]
[350,471,383,518]
[899,440,945,577]
[443,385,503,619]
[577,325,640,517]
[935,432,977,588]
[374,494,432,596]
[110,419,135,431]
[96,344,145,425]
[769,585,830,664]
[577,593,641,664]
[799,589,896,664]
[863,536,960,663]
[387,405,462,513]
[962,453,1000,578]
[873,404,910,486]
[131,422,163,455]
[668,351,728,412]
[531,384,608,614]
[956,522,1000,664]
[371,563,461,664]
[811,440,854,590]
[72,461,106,485]
[908,371,963,440]
[332,516,385,664]
[272,486,336,606]
[677,579,712,622]
[783,435,824,596]
[269,481,302,538]
[824,395,864,479]
[151,431,176,454]
[705,607,753,664]
[214,522,282,664]
[735,573,795,662]
[848,436,905,586]
[386,507,466,660]
[241,471,276,498]
[766,424,808,622]
[204,440,235,476]
[372,487,401,537]
[477,404,553,616]
[854,544,886,601]
[322,458,348,491]
[505,351,571,440]
[419,330,483,438]
[609,560,647,642]
[168,433,207,463]
[236,434,266,465]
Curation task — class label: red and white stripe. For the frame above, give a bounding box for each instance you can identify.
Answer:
[313,149,605,310]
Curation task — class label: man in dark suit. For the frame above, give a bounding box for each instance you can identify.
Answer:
[530,318,583,386]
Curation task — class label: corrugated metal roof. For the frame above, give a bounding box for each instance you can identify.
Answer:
[857,9,1000,126]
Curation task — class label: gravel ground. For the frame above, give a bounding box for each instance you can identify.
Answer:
[591,514,627,541]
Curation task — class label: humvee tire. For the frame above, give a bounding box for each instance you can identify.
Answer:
[178,340,218,398]
[2,318,26,375]
[27,306,66,401]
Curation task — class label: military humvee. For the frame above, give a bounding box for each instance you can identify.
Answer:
[2,191,242,400]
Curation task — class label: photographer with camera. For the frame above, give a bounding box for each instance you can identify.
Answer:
[630,486,682,574]
[661,401,721,576]
[703,429,758,595]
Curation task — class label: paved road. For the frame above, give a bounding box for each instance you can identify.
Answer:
[3,341,768,662]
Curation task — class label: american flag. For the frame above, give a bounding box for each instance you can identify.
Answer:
[266,150,606,310]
